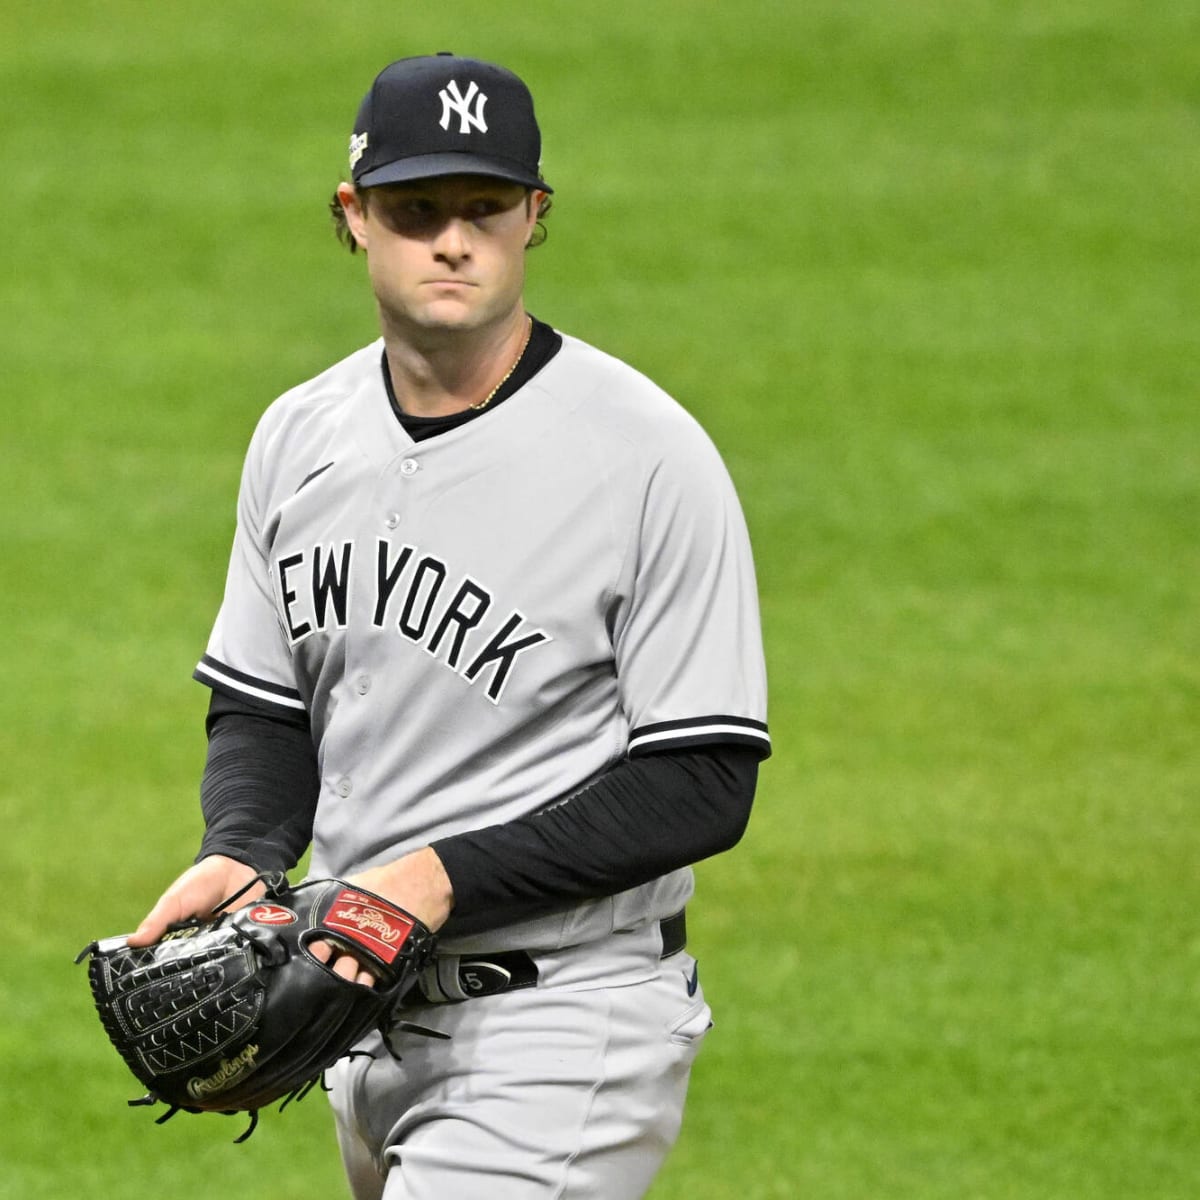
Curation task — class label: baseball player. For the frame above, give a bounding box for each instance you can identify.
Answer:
[130,53,770,1198]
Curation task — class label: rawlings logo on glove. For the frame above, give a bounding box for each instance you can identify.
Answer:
[77,875,440,1140]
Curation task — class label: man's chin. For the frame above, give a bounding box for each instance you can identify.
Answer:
[379,294,515,339]
[410,300,484,332]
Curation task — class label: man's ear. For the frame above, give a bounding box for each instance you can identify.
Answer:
[336,182,369,251]
[525,189,548,246]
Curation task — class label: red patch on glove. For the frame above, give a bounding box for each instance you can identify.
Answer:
[321,889,416,965]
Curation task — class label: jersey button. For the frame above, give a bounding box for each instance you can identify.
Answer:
[400,458,420,476]
[385,512,400,530]
[335,777,353,798]
[356,675,371,695]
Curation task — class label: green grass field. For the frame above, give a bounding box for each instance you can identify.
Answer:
[3,1,1197,1196]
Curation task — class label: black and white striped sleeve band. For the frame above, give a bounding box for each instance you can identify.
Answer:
[628,715,771,759]
[193,654,306,714]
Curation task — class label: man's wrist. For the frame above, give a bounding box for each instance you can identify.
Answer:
[351,846,455,932]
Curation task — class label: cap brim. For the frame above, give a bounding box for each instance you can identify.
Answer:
[357,152,552,193]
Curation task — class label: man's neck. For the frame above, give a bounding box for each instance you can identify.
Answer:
[382,310,531,418]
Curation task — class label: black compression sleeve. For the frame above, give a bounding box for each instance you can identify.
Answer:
[432,745,758,937]
[195,690,319,873]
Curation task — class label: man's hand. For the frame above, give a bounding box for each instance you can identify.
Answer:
[309,847,454,986]
[127,855,262,948]
[126,848,452,989]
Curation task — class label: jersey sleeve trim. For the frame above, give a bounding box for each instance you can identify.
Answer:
[193,654,306,713]
[628,715,771,759]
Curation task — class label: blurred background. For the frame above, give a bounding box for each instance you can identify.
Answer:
[2,1,1197,1196]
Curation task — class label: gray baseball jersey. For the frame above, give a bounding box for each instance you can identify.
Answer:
[195,331,769,954]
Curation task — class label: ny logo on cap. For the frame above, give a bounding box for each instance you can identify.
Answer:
[439,80,488,134]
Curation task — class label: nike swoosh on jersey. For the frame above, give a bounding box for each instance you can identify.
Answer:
[296,461,336,493]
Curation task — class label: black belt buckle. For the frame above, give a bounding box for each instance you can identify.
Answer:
[398,949,538,1008]
[456,951,538,998]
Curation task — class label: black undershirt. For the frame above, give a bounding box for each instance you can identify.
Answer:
[196,316,760,937]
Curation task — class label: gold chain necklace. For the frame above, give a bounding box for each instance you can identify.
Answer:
[468,317,533,411]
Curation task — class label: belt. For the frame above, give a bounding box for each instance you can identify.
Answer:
[397,910,687,1008]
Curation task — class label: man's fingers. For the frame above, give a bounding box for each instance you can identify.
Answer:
[127,899,180,947]
[127,857,263,948]
[329,950,376,987]
[307,938,377,987]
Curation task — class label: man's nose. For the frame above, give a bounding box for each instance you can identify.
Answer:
[433,217,471,262]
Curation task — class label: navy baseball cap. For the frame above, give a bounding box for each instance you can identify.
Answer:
[349,53,552,192]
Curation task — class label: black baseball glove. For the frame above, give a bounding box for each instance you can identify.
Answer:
[77,873,438,1139]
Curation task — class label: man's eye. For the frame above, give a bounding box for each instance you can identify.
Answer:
[379,196,435,220]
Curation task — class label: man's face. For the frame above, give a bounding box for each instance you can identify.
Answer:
[340,175,543,337]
